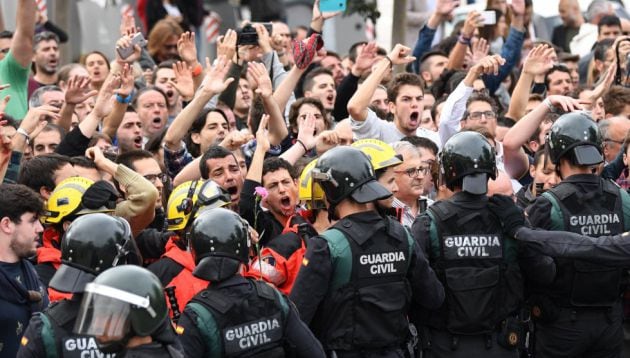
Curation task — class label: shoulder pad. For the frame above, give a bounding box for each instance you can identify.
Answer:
[252,279,276,301]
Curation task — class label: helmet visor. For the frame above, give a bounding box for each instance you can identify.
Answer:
[74,282,157,340]
[74,290,132,340]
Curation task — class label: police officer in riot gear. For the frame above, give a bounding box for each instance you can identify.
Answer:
[411,131,523,357]
[73,265,183,357]
[289,146,444,357]
[176,208,325,358]
[525,112,630,357]
[17,213,142,358]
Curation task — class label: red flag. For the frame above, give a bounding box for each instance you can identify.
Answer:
[205,12,222,44]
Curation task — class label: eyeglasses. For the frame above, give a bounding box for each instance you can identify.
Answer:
[468,111,496,120]
[143,173,168,184]
[394,166,431,178]
[604,138,624,145]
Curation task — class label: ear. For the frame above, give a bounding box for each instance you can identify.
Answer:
[62,220,71,232]
[191,132,201,145]
[420,71,432,83]
[0,216,14,235]
[624,153,628,167]
[40,187,52,200]
[529,164,537,179]
[304,90,313,98]
[528,141,539,153]
[388,99,396,114]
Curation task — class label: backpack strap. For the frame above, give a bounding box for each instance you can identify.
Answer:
[38,313,58,358]
[187,302,222,357]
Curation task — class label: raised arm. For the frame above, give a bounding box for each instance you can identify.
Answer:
[505,44,554,121]
[248,62,288,145]
[162,56,234,151]
[503,96,582,179]
[446,11,483,70]
[348,44,415,121]
[11,0,37,67]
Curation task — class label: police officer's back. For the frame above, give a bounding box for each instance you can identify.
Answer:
[411,131,523,357]
[289,146,444,357]
[177,208,325,358]
[17,213,142,358]
[526,112,630,357]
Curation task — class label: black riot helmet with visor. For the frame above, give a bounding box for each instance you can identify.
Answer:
[73,265,168,354]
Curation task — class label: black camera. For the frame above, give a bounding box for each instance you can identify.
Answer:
[237,23,273,46]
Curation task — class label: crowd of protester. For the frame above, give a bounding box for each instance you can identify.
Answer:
[4,0,630,356]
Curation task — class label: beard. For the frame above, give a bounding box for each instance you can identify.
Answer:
[10,235,36,259]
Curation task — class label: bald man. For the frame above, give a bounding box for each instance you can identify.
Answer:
[552,0,584,52]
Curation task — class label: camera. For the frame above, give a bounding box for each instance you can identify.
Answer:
[237,23,273,46]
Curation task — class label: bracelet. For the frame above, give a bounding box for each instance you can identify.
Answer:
[458,34,471,45]
[296,139,309,152]
[116,93,133,104]
[543,98,555,112]
[384,56,393,69]
[16,127,30,142]
[191,63,203,77]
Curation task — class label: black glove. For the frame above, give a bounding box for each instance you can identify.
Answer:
[488,194,525,237]
[82,180,118,210]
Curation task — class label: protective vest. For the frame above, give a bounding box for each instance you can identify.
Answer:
[312,216,413,351]
[427,199,522,335]
[38,300,115,358]
[162,238,209,320]
[542,178,630,307]
[187,279,289,357]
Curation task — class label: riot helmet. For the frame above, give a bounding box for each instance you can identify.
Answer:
[74,265,167,353]
[312,146,391,211]
[440,131,497,195]
[189,208,250,282]
[49,213,141,294]
[547,112,602,166]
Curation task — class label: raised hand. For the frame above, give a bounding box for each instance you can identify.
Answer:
[65,76,98,105]
[201,56,235,96]
[256,114,271,153]
[20,105,60,135]
[170,61,194,100]
[254,23,273,54]
[511,0,526,17]
[388,44,416,66]
[311,0,342,32]
[522,44,555,76]
[297,113,317,150]
[178,32,198,66]
[471,54,505,76]
[115,34,142,63]
[352,42,378,76]
[462,11,484,38]
[92,73,121,118]
[545,95,583,113]
[248,62,273,98]
[470,37,490,64]
[217,29,237,61]
[116,63,135,97]
[435,0,460,18]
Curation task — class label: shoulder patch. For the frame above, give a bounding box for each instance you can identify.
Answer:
[175,325,185,335]
[20,336,28,346]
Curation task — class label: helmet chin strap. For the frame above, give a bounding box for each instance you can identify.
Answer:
[97,330,133,355]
